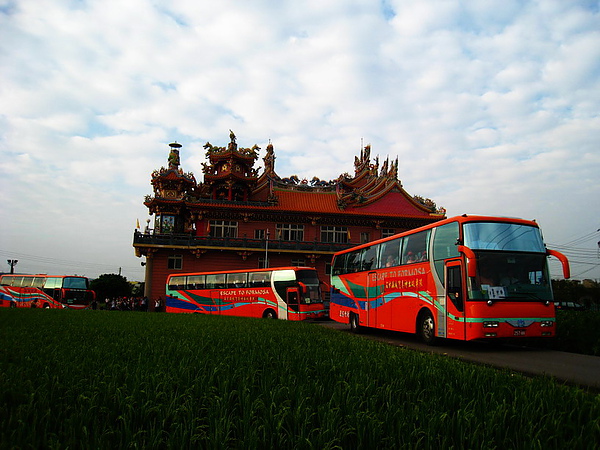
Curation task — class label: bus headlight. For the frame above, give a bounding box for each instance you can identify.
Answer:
[540,321,554,327]
[483,321,499,328]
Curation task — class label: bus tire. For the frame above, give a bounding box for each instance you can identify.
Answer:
[10,302,16,308]
[418,310,437,345]
[263,309,277,319]
[43,303,51,309]
[349,312,362,334]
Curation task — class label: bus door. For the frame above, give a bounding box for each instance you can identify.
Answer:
[210,290,221,315]
[445,260,466,340]
[286,288,300,321]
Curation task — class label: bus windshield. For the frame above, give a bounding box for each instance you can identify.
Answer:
[472,252,552,302]
[62,277,89,290]
[296,269,321,304]
[463,222,545,252]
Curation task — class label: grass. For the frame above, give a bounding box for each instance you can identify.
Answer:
[1,309,599,448]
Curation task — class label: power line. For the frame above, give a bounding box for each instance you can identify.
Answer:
[0,249,143,274]
[553,228,600,247]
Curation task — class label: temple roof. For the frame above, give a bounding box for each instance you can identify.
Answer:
[146,133,445,220]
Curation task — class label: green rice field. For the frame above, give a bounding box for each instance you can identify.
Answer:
[1,309,599,448]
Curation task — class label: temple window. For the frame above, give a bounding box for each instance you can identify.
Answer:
[209,220,238,238]
[276,224,304,241]
[167,255,183,270]
[321,226,349,243]
[382,229,395,238]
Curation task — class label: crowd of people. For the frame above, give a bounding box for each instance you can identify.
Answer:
[99,296,164,312]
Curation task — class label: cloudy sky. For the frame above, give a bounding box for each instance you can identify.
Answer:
[1,0,599,282]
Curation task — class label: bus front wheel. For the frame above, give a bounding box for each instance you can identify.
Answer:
[349,313,362,334]
[418,310,437,345]
[263,309,277,319]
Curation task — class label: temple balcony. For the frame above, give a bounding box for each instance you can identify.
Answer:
[133,230,353,254]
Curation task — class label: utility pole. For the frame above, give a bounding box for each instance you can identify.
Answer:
[7,260,18,274]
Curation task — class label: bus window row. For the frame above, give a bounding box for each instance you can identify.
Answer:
[1,276,47,288]
[332,230,431,275]
[168,271,273,291]
[0,275,88,289]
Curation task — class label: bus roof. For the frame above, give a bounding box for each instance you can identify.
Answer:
[167,266,317,279]
[333,214,540,256]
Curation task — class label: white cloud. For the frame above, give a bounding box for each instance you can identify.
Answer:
[0,0,598,281]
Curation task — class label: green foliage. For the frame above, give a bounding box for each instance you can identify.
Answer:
[552,279,600,309]
[1,310,599,448]
[549,310,600,356]
[90,273,132,301]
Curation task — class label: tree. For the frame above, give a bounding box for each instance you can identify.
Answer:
[90,274,132,301]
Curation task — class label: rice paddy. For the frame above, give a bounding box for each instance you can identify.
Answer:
[1,309,598,448]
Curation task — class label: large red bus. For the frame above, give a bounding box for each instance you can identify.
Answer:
[166,267,326,320]
[329,215,570,344]
[0,274,96,309]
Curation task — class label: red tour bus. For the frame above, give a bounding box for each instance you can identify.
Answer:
[0,274,96,309]
[329,215,570,344]
[166,267,326,320]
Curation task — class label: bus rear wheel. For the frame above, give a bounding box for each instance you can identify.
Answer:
[349,312,362,334]
[418,310,436,345]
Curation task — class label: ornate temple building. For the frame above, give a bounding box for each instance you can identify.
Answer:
[134,132,445,301]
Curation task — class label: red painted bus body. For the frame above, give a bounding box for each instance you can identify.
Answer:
[0,274,96,309]
[166,267,326,320]
[329,215,570,343]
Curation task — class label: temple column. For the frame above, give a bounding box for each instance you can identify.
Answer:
[143,251,154,301]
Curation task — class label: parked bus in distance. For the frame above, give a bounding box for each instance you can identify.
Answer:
[0,274,96,309]
[166,267,326,320]
[329,215,570,344]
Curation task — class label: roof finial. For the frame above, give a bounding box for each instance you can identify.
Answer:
[168,141,181,169]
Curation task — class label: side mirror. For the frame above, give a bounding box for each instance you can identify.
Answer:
[546,249,570,279]
[298,282,307,294]
[457,245,477,278]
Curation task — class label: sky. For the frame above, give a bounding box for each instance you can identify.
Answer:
[1,0,599,283]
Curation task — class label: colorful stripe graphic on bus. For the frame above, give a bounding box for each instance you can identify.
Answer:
[166,267,326,320]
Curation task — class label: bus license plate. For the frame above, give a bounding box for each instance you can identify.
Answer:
[514,329,526,336]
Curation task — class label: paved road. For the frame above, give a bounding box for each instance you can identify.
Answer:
[318,320,600,391]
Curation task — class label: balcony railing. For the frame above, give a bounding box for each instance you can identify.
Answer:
[133,230,354,253]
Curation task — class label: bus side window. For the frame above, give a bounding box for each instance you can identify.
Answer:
[21,277,34,287]
[206,274,226,289]
[169,276,186,290]
[402,231,430,264]
[332,253,347,275]
[187,275,205,290]
[249,272,270,287]
[377,238,402,269]
[346,250,362,273]
[32,277,46,288]
[227,273,248,288]
[432,222,460,282]
[361,245,380,271]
